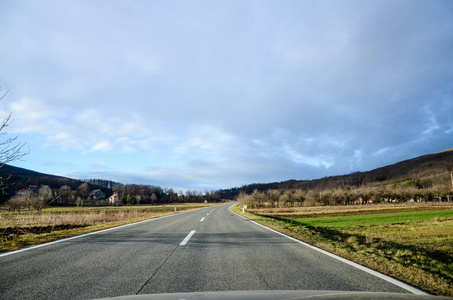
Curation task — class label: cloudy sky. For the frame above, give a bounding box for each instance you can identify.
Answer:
[1,0,452,191]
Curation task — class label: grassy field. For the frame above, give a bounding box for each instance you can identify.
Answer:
[0,203,221,253]
[290,209,453,227]
[232,203,453,296]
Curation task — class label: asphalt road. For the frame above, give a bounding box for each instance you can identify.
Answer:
[0,203,421,299]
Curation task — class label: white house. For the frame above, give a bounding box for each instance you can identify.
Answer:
[108,193,120,205]
[89,189,105,200]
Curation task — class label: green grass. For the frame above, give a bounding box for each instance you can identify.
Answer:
[290,209,453,227]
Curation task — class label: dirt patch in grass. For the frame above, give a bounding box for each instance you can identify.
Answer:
[1,224,88,236]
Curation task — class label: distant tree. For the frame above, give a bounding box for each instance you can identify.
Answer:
[283,190,295,207]
[236,191,253,208]
[8,195,26,212]
[58,185,72,204]
[84,178,119,190]
[150,193,157,205]
[135,194,142,205]
[29,185,53,211]
[126,193,133,205]
[113,183,124,195]
[167,188,178,203]
[252,189,265,208]
[305,190,319,205]
[120,192,126,205]
[20,189,34,209]
[331,188,346,205]
[31,196,46,212]
[69,190,77,204]
[76,182,90,199]
[38,185,53,202]
[204,190,220,203]
[293,190,305,206]
[267,189,280,208]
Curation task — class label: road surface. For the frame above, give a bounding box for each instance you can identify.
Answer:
[0,203,421,299]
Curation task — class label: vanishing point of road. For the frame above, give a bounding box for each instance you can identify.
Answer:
[0,203,423,299]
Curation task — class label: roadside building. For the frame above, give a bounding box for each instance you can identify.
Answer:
[108,193,120,205]
[89,189,105,200]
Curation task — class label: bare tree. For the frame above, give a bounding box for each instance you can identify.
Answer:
[31,196,46,212]
[113,183,124,195]
[267,189,281,208]
[76,182,90,199]
[21,189,34,210]
[150,193,157,205]
[75,197,83,207]
[38,185,53,202]
[0,88,28,189]
[58,185,72,204]
[8,195,26,212]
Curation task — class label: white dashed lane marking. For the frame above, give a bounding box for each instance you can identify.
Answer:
[179,230,196,246]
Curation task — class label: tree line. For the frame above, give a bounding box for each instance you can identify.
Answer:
[237,172,453,209]
[5,181,222,211]
[111,184,221,206]
[82,178,119,190]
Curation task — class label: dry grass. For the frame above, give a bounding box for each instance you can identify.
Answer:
[232,203,453,296]
[0,203,221,252]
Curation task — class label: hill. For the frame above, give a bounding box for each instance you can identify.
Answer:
[0,164,113,202]
[220,150,453,198]
[0,165,221,206]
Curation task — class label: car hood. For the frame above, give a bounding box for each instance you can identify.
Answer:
[95,290,449,300]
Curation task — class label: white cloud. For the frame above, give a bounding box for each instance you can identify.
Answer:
[90,140,112,152]
[9,97,56,130]
[283,145,333,169]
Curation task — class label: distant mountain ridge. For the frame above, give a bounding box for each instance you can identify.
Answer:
[220,149,453,197]
[1,149,452,200]
[0,164,84,188]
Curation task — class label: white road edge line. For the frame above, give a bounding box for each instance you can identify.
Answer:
[179,230,196,246]
[228,205,427,295]
[200,217,205,222]
[0,208,199,258]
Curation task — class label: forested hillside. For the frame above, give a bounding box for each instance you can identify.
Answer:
[0,164,116,204]
[0,164,221,208]
[0,164,96,196]
[222,150,453,207]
